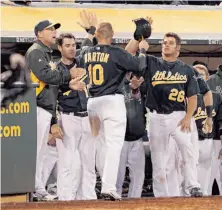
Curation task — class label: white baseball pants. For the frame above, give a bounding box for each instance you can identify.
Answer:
[88,94,127,194]
[208,140,222,195]
[116,138,145,198]
[197,139,214,195]
[166,138,181,197]
[57,113,96,200]
[149,111,199,197]
[35,107,52,195]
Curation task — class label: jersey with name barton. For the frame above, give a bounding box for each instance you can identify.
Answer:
[83,45,140,97]
[144,55,199,113]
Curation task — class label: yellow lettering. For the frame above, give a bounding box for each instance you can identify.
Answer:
[0,126,21,138]
[11,126,21,137]
[14,102,20,114]
[152,71,160,80]
[0,102,30,114]
[152,71,187,85]
[20,102,30,113]
[88,64,104,85]
[4,126,10,137]
[96,52,101,61]
[0,107,5,114]
[88,53,92,62]
[103,53,109,63]
[100,53,105,62]
[168,88,185,103]
[9,103,13,113]
[92,53,97,62]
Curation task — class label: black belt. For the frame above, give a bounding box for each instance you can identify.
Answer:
[62,111,88,117]
[150,109,173,115]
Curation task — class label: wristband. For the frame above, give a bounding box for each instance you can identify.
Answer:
[206,105,213,118]
[140,48,146,54]
[86,26,96,35]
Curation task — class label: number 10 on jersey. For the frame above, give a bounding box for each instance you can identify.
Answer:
[88,64,104,85]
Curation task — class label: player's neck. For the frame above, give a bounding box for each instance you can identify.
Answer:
[97,38,111,45]
[162,54,177,63]
[61,57,74,65]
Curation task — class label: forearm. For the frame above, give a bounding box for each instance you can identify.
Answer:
[125,39,139,55]
[138,51,147,71]
[203,91,213,106]
[186,95,197,118]
[81,37,93,48]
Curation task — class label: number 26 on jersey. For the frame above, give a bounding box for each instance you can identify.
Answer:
[168,88,185,102]
[88,64,104,85]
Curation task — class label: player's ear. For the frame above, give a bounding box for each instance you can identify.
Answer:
[58,45,62,53]
[176,44,181,51]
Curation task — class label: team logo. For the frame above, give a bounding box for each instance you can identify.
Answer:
[49,61,56,71]
[194,107,216,120]
[215,86,222,96]
[151,71,187,86]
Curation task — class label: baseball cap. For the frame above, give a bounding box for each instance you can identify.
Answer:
[193,61,208,69]
[34,20,61,36]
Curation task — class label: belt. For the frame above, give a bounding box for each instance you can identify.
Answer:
[62,111,88,117]
[150,109,173,115]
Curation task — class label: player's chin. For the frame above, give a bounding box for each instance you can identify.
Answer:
[51,38,56,45]
[67,55,75,60]
[163,51,172,57]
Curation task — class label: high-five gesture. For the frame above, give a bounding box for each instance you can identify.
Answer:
[77,10,98,30]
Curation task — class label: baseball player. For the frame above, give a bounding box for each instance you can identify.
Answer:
[55,33,97,201]
[127,32,203,197]
[207,64,222,195]
[116,72,146,198]
[193,64,222,195]
[78,13,148,200]
[25,20,85,201]
[166,64,213,197]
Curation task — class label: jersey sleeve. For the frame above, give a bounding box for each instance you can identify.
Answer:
[185,67,199,97]
[114,47,140,72]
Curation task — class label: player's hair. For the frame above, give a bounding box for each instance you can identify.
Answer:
[164,32,181,46]
[57,33,75,46]
[194,64,209,77]
[95,22,114,40]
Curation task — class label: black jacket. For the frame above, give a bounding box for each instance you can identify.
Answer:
[57,60,88,113]
[25,40,71,114]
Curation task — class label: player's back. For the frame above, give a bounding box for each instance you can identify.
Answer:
[84,45,139,97]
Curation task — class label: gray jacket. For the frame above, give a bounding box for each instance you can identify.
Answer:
[207,65,222,96]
